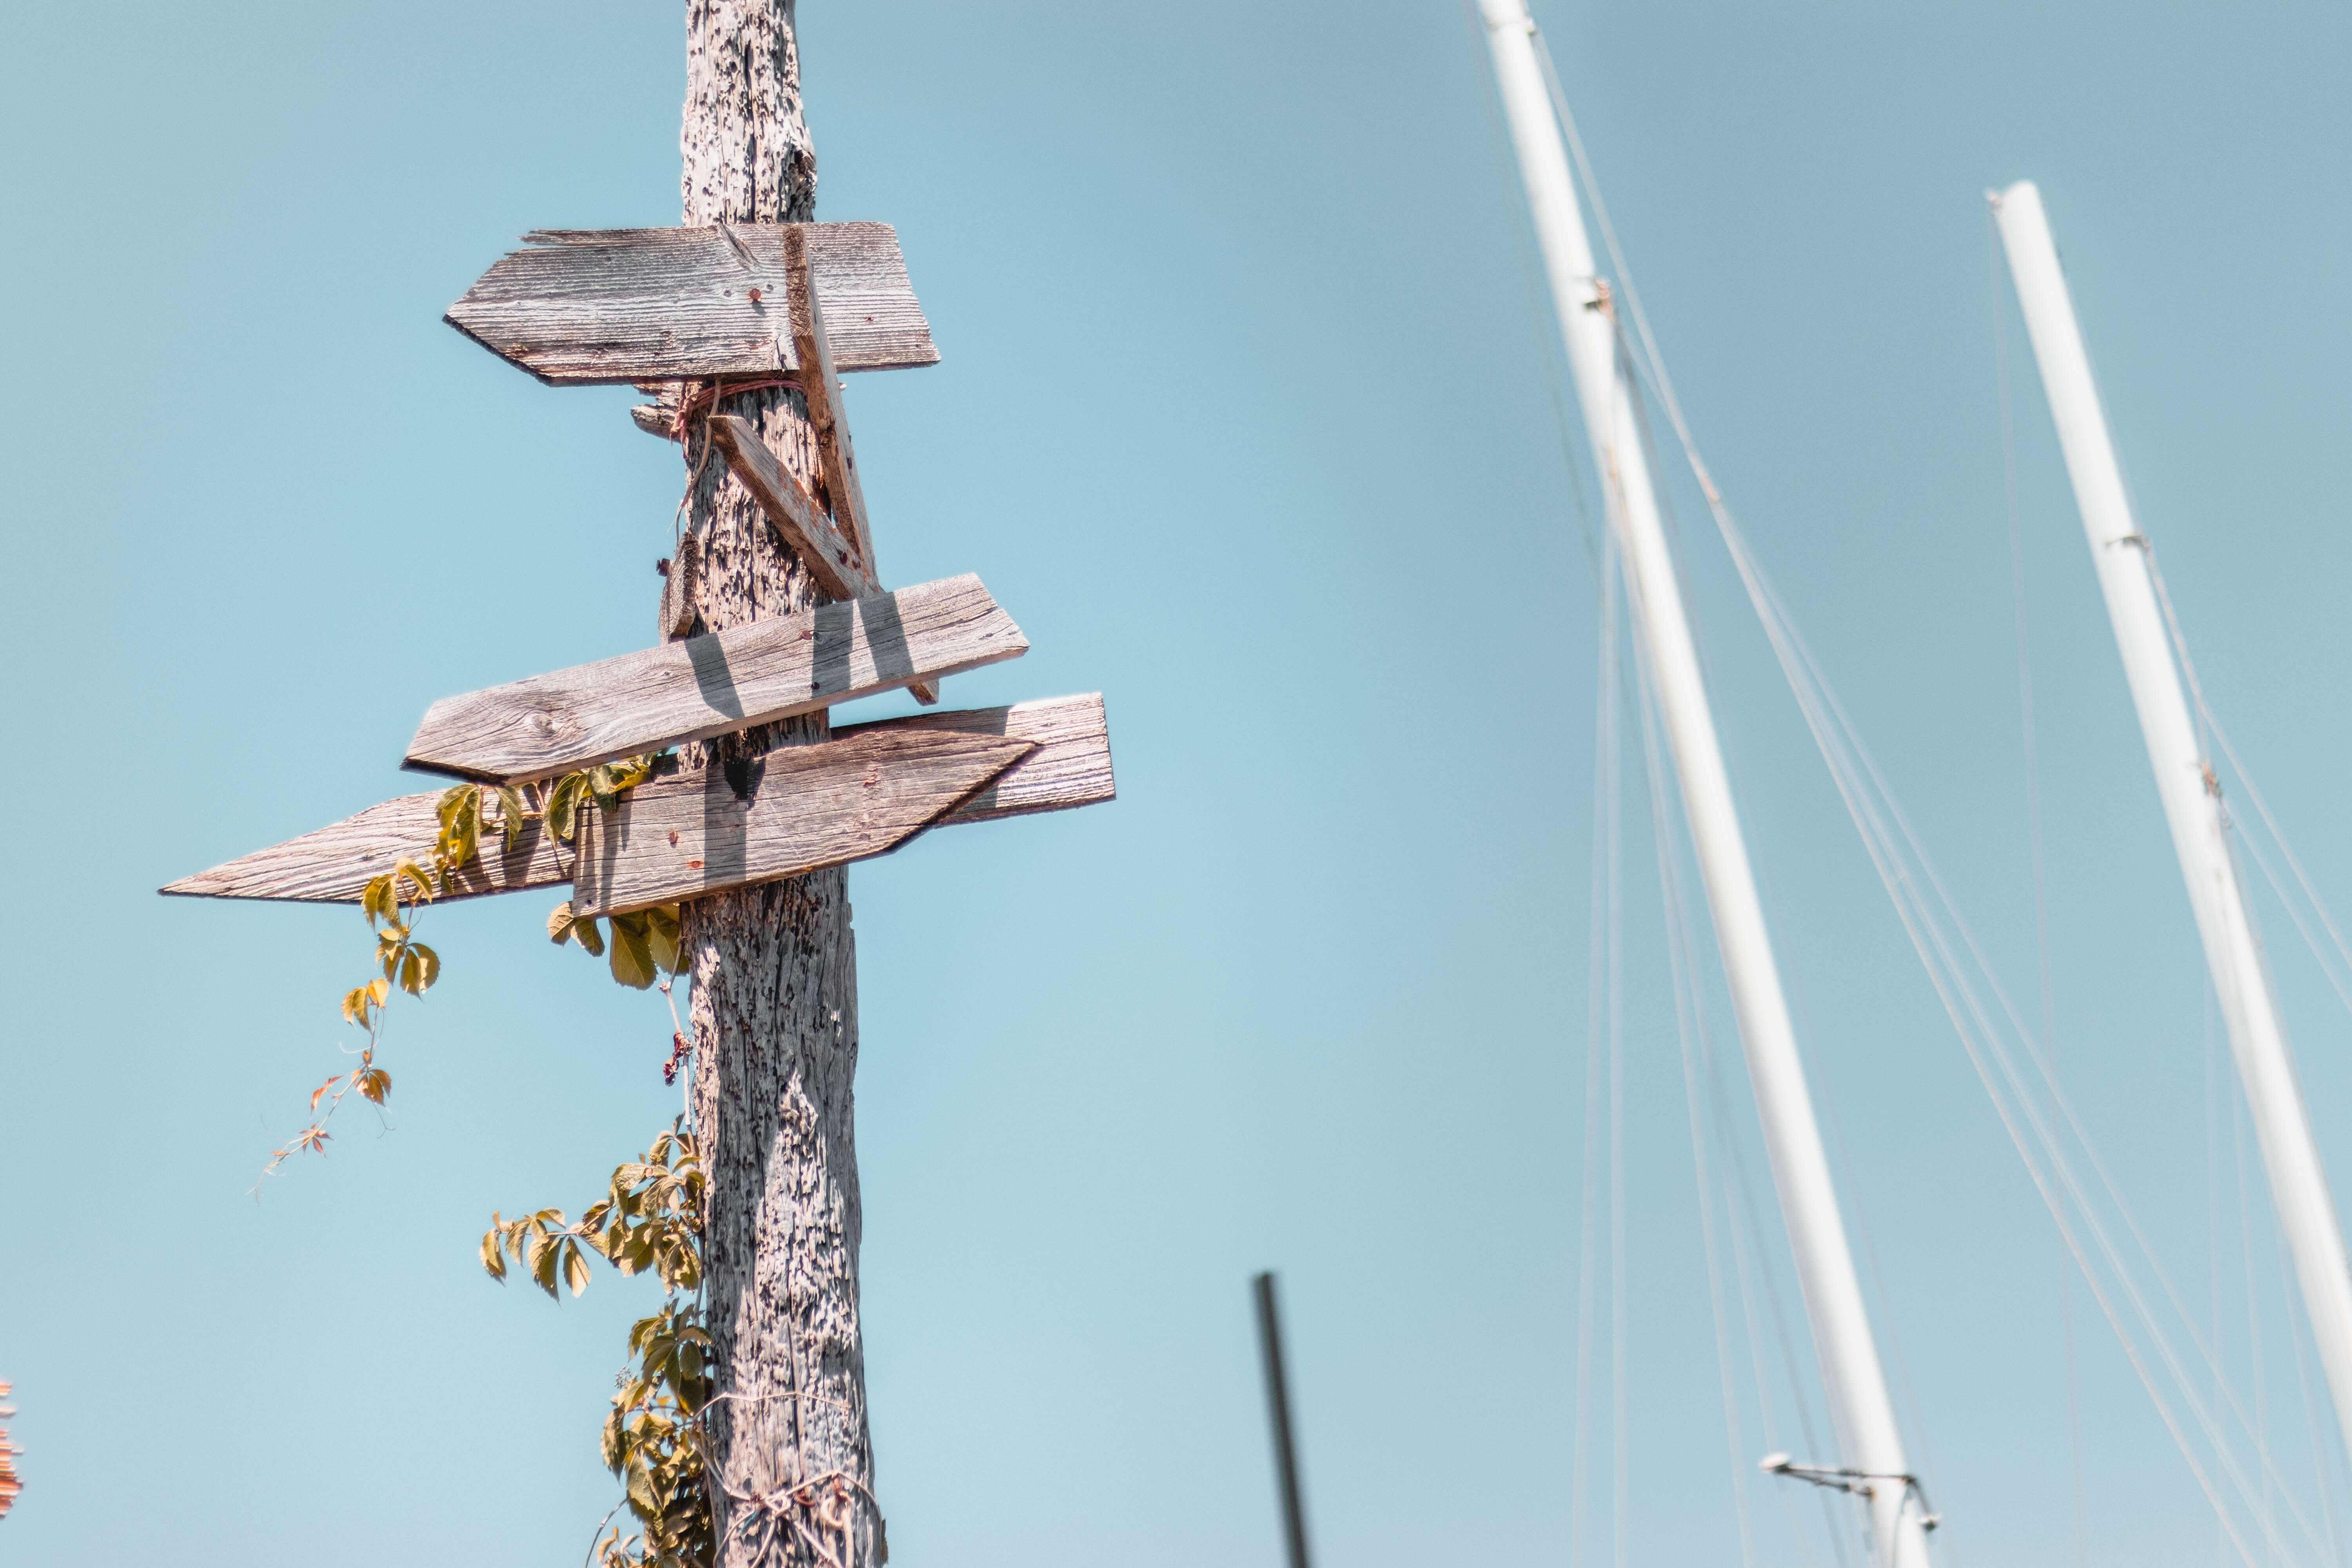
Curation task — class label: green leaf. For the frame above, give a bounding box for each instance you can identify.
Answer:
[609,913,657,990]
[645,904,684,974]
[495,786,529,851]
[574,915,606,958]
[546,775,585,843]
[435,786,482,874]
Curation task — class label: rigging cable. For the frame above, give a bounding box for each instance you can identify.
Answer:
[1527,23,2324,1551]
[1708,496,2320,1568]
[1990,194,2092,1568]
[1610,562,1632,1568]
[1571,531,1623,1568]
[2145,549,2352,1023]
[1630,619,1763,1568]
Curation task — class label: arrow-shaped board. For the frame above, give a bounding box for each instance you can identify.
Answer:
[406,575,1023,784]
[162,695,1114,905]
[447,222,938,385]
[571,728,1031,916]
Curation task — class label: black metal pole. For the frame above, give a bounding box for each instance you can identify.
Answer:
[1252,1270,1313,1568]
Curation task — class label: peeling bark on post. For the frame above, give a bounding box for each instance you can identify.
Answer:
[677,5,877,1565]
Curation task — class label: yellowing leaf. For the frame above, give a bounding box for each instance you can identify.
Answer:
[564,1241,593,1298]
[495,786,529,851]
[546,775,584,843]
[392,858,436,905]
[608,913,657,990]
[645,904,684,975]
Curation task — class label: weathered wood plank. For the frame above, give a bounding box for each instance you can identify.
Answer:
[836,693,1115,826]
[405,574,1026,784]
[445,221,940,385]
[160,695,1114,906]
[707,414,876,602]
[781,226,877,574]
[159,793,569,904]
[572,729,1033,917]
[775,229,937,703]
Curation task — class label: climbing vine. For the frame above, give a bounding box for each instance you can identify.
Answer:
[484,1127,713,1568]
[258,755,674,1182]
[258,751,724,1561]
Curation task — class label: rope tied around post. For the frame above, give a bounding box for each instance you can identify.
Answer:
[720,1469,884,1568]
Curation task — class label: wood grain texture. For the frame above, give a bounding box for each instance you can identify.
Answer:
[707,413,875,601]
[445,221,938,385]
[660,533,702,640]
[159,793,567,903]
[571,728,1033,917]
[781,226,875,572]
[837,693,1114,826]
[405,573,1025,783]
[158,695,1114,907]
[676,10,874,1560]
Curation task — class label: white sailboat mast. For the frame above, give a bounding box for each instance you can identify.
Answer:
[1476,5,1933,1565]
[1994,179,2352,1461]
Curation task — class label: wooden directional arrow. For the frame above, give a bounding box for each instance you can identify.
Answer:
[158,791,570,905]
[446,222,939,385]
[833,693,1114,825]
[161,695,1114,905]
[571,728,1032,917]
[405,575,1024,784]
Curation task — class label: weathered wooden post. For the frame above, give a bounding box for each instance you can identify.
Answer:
[676,5,879,1561]
[165,2,1116,1559]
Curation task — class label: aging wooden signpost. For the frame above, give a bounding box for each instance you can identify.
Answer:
[165,13,1113,1561]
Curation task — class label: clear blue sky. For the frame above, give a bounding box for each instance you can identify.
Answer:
[5,3,2352,1564]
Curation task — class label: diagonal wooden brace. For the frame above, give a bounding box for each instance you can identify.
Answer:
[779,227,936,705]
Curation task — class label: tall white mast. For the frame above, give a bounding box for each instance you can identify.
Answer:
[1476,5,1933,1565]
[1994,179,2352,1460]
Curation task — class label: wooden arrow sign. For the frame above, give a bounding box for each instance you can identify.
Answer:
[833,692,1114,825]
[405,575,1024,784]
[446,222,939,385]
[571,728,1032,916]
[158,791,570,904]
[162,695,1114,905]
